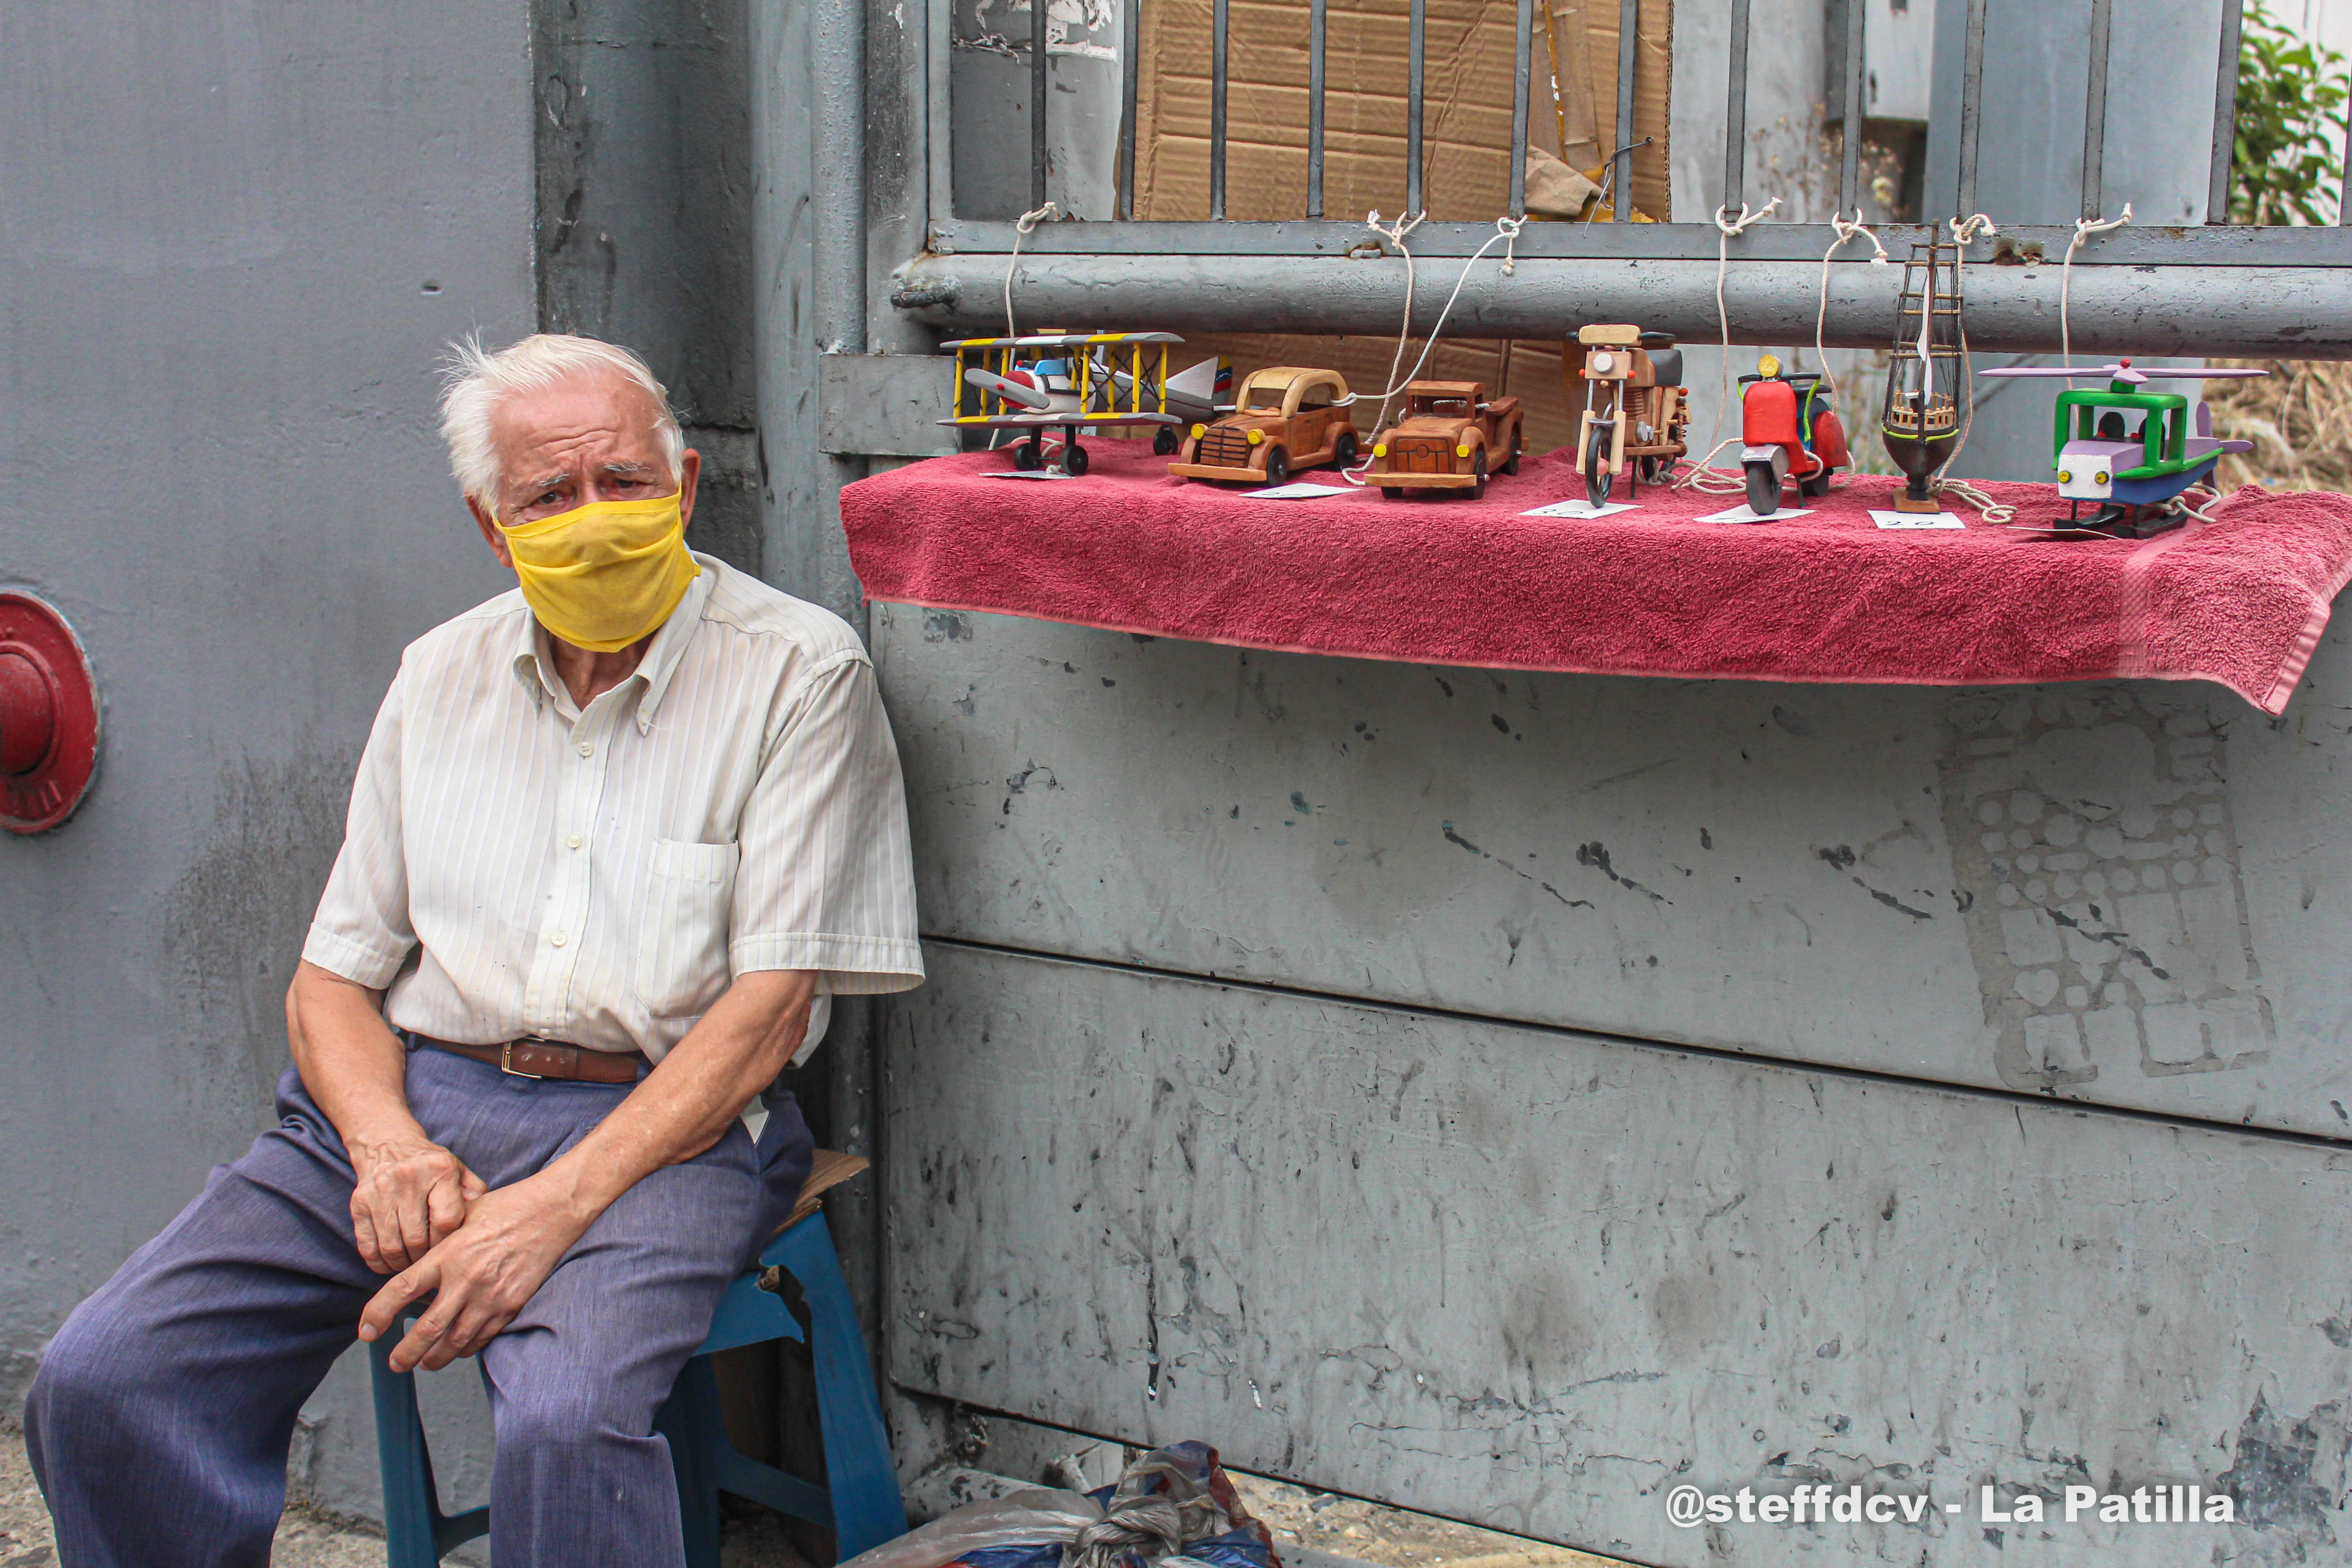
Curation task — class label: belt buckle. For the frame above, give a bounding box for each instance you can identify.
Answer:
[500,1040,546,1079]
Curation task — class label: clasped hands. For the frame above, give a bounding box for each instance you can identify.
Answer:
[347,1133,587,1373]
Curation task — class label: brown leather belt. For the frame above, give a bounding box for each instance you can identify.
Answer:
[415,1034,647,1084]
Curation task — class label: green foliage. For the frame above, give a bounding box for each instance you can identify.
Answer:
[2232,0,2350,225]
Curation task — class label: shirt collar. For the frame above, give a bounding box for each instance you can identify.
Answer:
[507,557,715,731]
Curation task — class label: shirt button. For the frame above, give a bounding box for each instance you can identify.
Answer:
[551,931,568,947]
[566,833,583,849]
[576,741,594,758]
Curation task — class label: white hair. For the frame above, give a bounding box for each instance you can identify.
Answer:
[436,332,685,506]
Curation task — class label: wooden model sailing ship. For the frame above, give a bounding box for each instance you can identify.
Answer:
[1880,241,1963,513]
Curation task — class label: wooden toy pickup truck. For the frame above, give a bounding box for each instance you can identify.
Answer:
[1169,366,1360,485]
[1368,381,1524,499]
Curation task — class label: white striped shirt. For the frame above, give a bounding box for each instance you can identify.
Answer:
[302,554,923,1063]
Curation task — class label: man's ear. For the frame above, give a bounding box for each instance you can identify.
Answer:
[678,448,702,530]
[467,495,514,569]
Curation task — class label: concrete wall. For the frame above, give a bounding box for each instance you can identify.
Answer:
[872,603,2352,1563]
[0,0,534,1516]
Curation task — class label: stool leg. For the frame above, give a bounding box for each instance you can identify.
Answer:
[369,1336,446,1568]
[789,1215,910,1560]
[658,1357,728,1568]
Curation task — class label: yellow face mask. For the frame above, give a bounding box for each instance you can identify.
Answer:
[498,489,701,653]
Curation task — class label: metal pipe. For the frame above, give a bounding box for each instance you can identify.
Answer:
[926,216,2352,262]
[1838,0,1865,216]
[2081,0,2112,220]
[1510,0,1532,218]
[1308,0,1328,218]
[1407,0,1426,215]
[1118,0,1142,219]
[1031,0,1049,212]
[2208,0,2245,222]
[1956,0,1988,217]
[892,251,2352,356]
[1612,0,1637,220]
[1722,0,1751,214]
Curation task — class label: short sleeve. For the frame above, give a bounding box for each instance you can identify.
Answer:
[728,650,925,995]
[301,667,416,988]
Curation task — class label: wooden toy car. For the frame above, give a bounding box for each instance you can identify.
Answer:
[1570,324,1688,506]
[1169,367,1360,484]
[1368,381,1524,499]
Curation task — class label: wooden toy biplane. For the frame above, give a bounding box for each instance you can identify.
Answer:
[939,331,1193,475]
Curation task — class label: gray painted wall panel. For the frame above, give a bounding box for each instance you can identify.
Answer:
[888,941,2352,1566]
[0,0,533,1520]
[871,604,2352,1142]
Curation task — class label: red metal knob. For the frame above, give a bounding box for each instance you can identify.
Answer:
[0,592,98,833]
[0,651,55,774]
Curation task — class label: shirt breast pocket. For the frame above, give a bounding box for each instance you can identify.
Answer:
[636,838,741,1018]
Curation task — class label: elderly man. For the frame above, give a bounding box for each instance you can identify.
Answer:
[24,333,922,1565]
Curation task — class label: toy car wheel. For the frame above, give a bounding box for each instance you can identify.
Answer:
[1798,470,1831,498]
[1263,446,1289,486]
[1501,426,1522,476]
[1744,462,1780,516]
[1153,426,1179,456]
[1063,441,1090,477]
[1011,441,1039,471]
[1583,427,1612,510]
[1469,447,1489,502]
[1333,430,1359,467]
[1381,486,1406,500]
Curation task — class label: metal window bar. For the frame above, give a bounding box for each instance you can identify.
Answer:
[1612,0,1636,220]
[2081,0,2111,220]
[1407,0,1425,216]
[1308,0,1328,218]
[1509,0,1531,218]
[1955,0,1988,217]
[1837,0,1863,216]
[1118,0,1142,219]
[1030,0,1048,211]
[1211,0,1230,219]
[2208,0,2245,222]
[1721,0,1749,215]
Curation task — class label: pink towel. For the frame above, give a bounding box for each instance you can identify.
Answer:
[840,438,2352,715]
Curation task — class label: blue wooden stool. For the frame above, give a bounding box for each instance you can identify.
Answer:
[368,1186,907,1567]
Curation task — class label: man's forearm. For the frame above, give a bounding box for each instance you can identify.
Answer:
[534,968,816,1225]
[287,960,422,1144]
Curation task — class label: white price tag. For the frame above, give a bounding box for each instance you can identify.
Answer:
[1869,509,1965,529]
[1245,483,1354,499]
[1520,499,1638,519]
[983,469,1084,480]
[1696,504,1811,524]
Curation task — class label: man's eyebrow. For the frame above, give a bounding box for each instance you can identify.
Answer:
[599,459,660,476]
[519,470,571,495]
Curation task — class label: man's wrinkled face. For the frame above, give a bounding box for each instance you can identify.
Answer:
[465,369,699,567]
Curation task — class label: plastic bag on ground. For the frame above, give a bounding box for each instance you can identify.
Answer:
[841,1441,1282,1568]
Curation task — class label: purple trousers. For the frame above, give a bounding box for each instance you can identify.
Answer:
[24,1039,814,1568]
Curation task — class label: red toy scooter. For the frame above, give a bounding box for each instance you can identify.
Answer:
[1737,354,1848,515]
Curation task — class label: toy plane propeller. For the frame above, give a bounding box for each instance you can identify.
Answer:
[1976,358,2267,387]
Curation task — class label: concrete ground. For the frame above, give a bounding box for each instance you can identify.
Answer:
[4,1430,1620,1568]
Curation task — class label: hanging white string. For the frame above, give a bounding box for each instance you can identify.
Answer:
[1925,212,2016,525]
[2060,202,2132,368]
[1813,210,1890,406]
[1004,201,1060,341]
[1673,198,1784,495]
[1338,213,1524,485]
